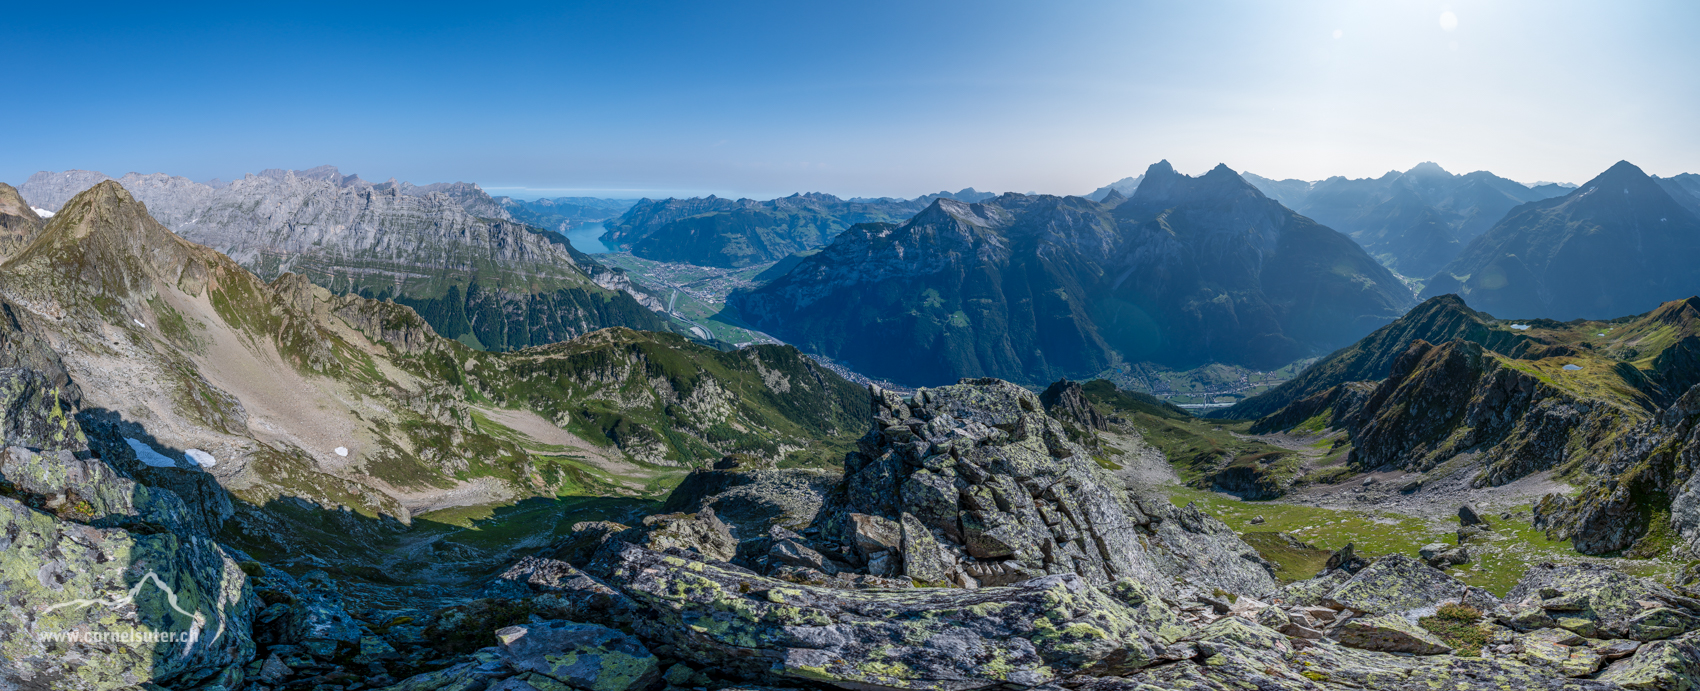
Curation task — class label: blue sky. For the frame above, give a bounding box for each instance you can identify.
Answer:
[4,1,1696,199]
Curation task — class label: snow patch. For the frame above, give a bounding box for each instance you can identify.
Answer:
[334,446,349,457]
[132,319,147,329]
[125,437,179,468]
[185,449,217,468]
[1510,324,1531,330]
[30,207,53,218]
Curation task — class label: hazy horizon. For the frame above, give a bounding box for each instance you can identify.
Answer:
[6,0,1696,200]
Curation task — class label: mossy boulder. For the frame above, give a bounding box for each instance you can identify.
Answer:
[1598,636,1700,689]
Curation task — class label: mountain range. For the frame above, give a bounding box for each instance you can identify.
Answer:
[0,178,869,528]
[1239,162,1574,279]
[19,160,1700,689]
[1085,175,1143,201]
[1420,161,1700,320]
[733,161,1415,386]
[601,188,997,268]
[19,167,671,351]
[12,176,1700,690]
[1225,290,1700,559]
[495,196,638,234]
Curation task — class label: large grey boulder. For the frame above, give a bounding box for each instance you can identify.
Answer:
[1320,555,1498,617]
[829,379,1273,595]
[638,508,738,562]
[1335,614,1454,655]
[1506,563,1700,641]
[495,620,660,691]
[603,541,1177,689]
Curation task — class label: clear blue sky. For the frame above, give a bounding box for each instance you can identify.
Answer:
[5,1,1696,199]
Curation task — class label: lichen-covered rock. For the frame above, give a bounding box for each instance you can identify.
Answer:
[496,620,660,691]
[1507,563,1700,641]
[1335,614,1453,655]
[1322,555,1497,616]
[0,445,199,534]
[639,508,738,562]
[1598,635,1700,689]
[848,512,902,560]
[901,512,951,583]
[0,367,85,453]
[660,464,840,545]
[1039,379,1110,432]
[829,379,1276,598]
[1144,501,1279,597]
[0,495,257,689]
[602,541,1165,689]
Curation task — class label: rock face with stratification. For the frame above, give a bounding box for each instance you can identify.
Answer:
[18,167,667,349]
[832,379,1162,587]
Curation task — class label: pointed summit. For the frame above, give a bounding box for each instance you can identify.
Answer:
[1126,160,1266,216]
[1421,160,1700,320]
[1580,160,1660,191]
[3,180,202,308]
[1404,161,1452,179]
[0,183,45,263]
[1099,188,1127,208]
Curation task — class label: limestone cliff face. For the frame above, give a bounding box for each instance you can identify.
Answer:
[18,168,668,348]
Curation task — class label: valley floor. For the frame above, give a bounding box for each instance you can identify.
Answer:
[1117,426,1685,597]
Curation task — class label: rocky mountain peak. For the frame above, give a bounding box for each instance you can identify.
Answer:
[1124,160,1265,217]
[1577,160,1669,199]
[0,183,44,264]
[1404,161,1453,180]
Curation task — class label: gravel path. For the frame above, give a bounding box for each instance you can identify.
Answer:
[1103,430,1180,489]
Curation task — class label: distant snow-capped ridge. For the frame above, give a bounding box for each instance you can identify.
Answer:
[30,207,52,218]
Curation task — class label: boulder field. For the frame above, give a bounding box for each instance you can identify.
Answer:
[7,377,1700,690]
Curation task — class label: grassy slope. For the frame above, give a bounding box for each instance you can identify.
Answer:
[1169,488,1678,596]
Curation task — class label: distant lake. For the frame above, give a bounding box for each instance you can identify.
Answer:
[565,221,615,253]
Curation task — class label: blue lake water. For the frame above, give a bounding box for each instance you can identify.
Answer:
[565,221,614,253]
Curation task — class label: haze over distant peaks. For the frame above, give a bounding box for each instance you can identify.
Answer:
[734,160,1412,385]
[1085,175,1143,202]
[1422,160,1700,320]
[1244,162,1573,279]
